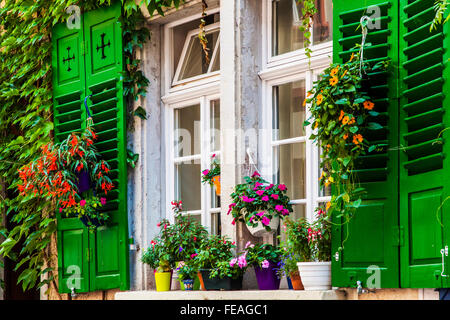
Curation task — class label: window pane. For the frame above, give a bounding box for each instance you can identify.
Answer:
[273,80,306,140]
[318,147,332,197]
[175,162,201,212]
[272,0,304,56]
[178,30,220,81]
[174,104,200,157]
[273,143,306,200]
[313,0,333,45]
[210,43,220,72]
[210,212,221,235]
[210,99,220,152]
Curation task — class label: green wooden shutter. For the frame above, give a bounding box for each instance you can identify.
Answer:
[83,2,129,291]
[52,19,90,294]
[399,0,450,288]
[52,1,129,293]
[331,0,400,288]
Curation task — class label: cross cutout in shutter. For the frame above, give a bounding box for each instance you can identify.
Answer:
[96,33,111,59]
[63,46,75,72]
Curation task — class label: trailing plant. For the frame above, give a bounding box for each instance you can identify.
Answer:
[297,0,318,61]
[303,50,388,242]
[0,0,182,295]
[201,154,220,185]
[198,0,210,66]
[228,171,293,231]
[431,0,450,31]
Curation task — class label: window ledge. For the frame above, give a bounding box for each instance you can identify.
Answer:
[115,289,346,300]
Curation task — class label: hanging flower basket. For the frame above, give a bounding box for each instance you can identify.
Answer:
[245,212,279,237]
[212,175,221,196]
[201,154,221,196]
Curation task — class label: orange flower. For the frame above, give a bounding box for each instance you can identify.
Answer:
[329,76,339,86]
[339,110,345,121]
[303,99,307,107]
[349,52,355,62]
[307,91,313,97]
[341,70,348,78]
[343,133,348,140]
[330,66,339,76]
[316,94,324,106]
[348,117,356,125]
[353,134,363,145]
[326,202,331,211]
[314,121,319,129]
[363,100,375,110]
[342,116,350,125]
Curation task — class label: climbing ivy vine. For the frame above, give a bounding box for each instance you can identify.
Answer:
[0,0,185,296]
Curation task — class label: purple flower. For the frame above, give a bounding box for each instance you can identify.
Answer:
[261,260,270,269]
[271,194,279,200]
[261,195,269,202]
[179,246,183,253]
[262,216,271,226]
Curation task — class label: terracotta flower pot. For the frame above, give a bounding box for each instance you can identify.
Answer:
[289,271,304,290]
[212,175,221,196]
[197,271,206,291]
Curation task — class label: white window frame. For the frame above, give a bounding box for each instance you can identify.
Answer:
[260,0,333,222]
[261,0,333,71]
[163,10,221,233]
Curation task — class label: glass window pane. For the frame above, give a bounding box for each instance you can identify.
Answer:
[273,80,306,140]
[272,0,304,56]
[175,162,201,212]
[210,43,220,72]
[174,104,200,157]
[313,0,333,45]
[178,30,220,81]
[210,212,221,235]
[318,147,332,197]
[210,99,220,152]
[273,143,306,200]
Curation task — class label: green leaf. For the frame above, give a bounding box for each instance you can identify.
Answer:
[133,106,148,120]
[367,122,383,130]
[349,126,359,134]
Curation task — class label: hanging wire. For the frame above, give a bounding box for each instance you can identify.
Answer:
[84,94,93,125]
[359,15,371,77]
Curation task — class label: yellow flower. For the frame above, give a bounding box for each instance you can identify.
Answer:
[314,121,319,129]
[342,116,350,125]
[316,94,324,106]
[329,76,339,86]
[330,66,339,76]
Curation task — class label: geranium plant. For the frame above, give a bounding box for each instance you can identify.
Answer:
[201,154,220,185]
[17,121,114,228]
[304,51,388,233]
[228,171,293,231]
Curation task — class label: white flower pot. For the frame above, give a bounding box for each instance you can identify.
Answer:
[296,261,331,291]
[246,216,279,237]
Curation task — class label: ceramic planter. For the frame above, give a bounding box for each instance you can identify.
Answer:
[199,269,243,290]
[182,279,194,291]
[296,261,331,290]
[253,261,281,290]
[212,175,221,196]
[289,271,304,290]
[76,170,91,193]
[246,215,279,237]
[154,271,173,292]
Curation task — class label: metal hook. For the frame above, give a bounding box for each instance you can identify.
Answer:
[359,15,371,77]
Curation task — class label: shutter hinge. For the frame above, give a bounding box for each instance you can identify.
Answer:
[393,225,404,247]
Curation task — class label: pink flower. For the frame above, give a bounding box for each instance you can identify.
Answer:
[238,255,247,268]
[157,222,161,227]
[212,154,216,158]
[261,260,270,269]
[282,208,290,215]
[242,195,255,203]
[275,205,284,212]
[278,184,287,191]
[231,219,236,225]
[256,212,264,217]
[254,182,263,188]
[245,241,254,249]
[230,258,237,267]
[80,200,86,207]
[100,197,107,205]
[256,190,264,196]
[59,207,63,213]
[261,195,269,202]
[227,203,236,215]
[191,253,198,259]
[251,171,260,177]
[202,169,209,175]
[262,216,270,226]
[271,194,279,200]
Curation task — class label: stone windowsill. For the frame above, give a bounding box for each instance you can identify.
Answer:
[115,289,346,300]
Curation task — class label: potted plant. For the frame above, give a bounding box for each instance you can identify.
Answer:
[245,242,283,290]
[17,120,114,229]
[201,154,221,196]
[296,207,332,290]
[193,235,243,290]
[228,171,293,237]
[141,236,174,292]
[176,260,198,291]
